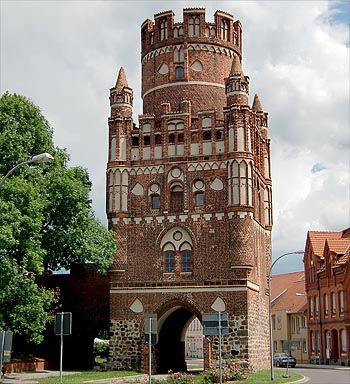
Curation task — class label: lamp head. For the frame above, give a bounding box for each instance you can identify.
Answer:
[31,152,54,164]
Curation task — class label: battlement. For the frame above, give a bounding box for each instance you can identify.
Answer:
[141,8,241,58]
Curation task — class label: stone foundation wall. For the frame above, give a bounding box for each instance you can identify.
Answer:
[210,316,249,367]
[108,319,142,370]
[247,290,270,370]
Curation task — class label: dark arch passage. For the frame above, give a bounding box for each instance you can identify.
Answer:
[157,307,194,373]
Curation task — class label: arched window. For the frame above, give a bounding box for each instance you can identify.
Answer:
[164,250,175,272]
[160,20,168,40]
[189,16,200,37]
[173,46,184,63]
[339,291,344,313]
[170,184,184,212]
[175,66,184,79]
[195,191,204,206]
[151,194,160,209]
[181,250,192,272]
[221,19,229,40]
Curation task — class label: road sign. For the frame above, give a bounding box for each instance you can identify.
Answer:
[144,314,157,335]
[203,312,229,336]
[54,312,72,336]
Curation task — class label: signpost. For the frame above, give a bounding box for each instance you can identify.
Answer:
[54,312,72,384]
[0,331,13,379]
[144,314,157,384]
[203,312,228,384]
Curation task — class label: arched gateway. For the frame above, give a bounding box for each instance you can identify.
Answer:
[106,8,272,372]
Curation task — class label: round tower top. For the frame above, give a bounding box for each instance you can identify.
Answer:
[141,8,241,59]
[141,8,243,118]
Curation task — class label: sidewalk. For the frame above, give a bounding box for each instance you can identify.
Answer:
[295,363,350,370]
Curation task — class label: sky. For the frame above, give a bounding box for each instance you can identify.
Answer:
[1,0,349,274]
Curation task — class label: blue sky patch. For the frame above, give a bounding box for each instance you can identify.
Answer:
[311,163,327,173]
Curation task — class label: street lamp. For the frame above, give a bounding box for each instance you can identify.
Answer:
[0,152,54,187]
[268,250,304,381]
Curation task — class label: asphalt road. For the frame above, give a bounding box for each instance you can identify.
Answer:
[287,366,350,384]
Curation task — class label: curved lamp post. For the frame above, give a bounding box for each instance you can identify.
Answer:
[269,250,304,380]
[0,152,54,187]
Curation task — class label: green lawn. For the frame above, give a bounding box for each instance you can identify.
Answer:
[37,370,142,383]
[233,369,302,384]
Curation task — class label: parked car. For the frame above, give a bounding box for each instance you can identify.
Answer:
[273,353,296,368]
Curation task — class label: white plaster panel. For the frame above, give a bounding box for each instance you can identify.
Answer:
[177,144,184,156]
[158,63,169,75]
[211,297,226,312]
[203,213,212,221]
[143,123,151,132]
[134,218,142,224]
[111,137,116,160]
[202,117,212,127]
[155,146,162,159]
[143,147,151,160]
[179,214,188,222]
[264,156,270,178]
[190,143,199,156]
[203,142,212,155]
[237,127,244,151]
[168,145,175,157]
[131,148,139,160]
[229,127,234,152]
[145,217,153,224]
[215,213,225,220]
[130,298,144,313]
[216,141,224,154]
[210,177,223,191]
[192,214,200,221]
[160,226,192,250]
[131,183,144,196]
[120,136,127,160]
[190,60,203,72]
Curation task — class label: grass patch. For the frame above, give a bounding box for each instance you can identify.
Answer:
[233,369,302,383]
[37,370,141,383]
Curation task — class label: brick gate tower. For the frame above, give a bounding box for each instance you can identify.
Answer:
[106,8,272,372]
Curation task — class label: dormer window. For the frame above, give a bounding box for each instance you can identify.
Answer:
[189,16,200,37]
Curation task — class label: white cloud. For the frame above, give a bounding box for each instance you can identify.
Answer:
[1,1,349,274]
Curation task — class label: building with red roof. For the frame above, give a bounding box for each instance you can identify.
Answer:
[271,271,308,363]
[304,228,350,365]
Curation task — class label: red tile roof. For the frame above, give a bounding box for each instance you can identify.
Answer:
[308,231,342,257]
[327,239,350,255]
[271,271,307,314]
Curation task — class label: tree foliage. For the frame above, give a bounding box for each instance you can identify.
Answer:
[0,93,116,343]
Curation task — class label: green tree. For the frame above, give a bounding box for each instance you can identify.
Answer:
[0,92,116,343]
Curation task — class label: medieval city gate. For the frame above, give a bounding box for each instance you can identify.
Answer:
[106,8,272,372]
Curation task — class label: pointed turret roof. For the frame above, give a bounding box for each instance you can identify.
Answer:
[252,94,263,112]
[230,55,244,76]
[115,67,129,93]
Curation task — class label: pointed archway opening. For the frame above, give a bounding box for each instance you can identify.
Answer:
[157,307,201,373]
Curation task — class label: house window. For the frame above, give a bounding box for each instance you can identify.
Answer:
[273,340,277,352]
[309,297,314,318]
[311,331,315,352]
[195,191,204,206]
[303,340,307,353]
[164,251,175,272]
[160,19,168,40]
[151,194,160,209]
[324,294,329,316]
[181,250,192,272]
[272,315,276,330]
[339,291,344,313]
[189,16,200,37]
[178,132,184,143]
[277,316,282,330]
[340,329,347,353]
[170,185,184,212]
[175,66,184,79]
[315,296,319,318]
[216,130,223,140]
[331,292,336,315]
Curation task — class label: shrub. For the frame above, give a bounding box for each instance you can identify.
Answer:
[201,362,248,383]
